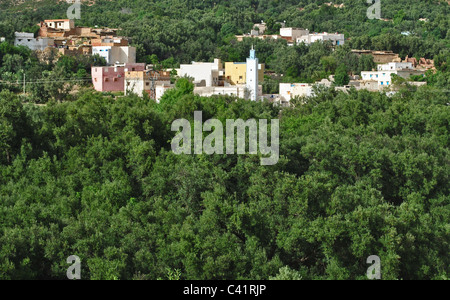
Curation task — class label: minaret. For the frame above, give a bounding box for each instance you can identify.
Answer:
[246,46,259,101]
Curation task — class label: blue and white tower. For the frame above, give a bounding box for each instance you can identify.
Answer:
[246,46,259,101]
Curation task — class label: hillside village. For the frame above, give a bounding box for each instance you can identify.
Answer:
[12,19,436,104]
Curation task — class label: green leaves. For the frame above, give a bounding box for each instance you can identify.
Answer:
[334,64,350,86]
[0,32,449,281]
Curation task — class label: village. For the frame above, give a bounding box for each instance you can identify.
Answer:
[13,19,436,105]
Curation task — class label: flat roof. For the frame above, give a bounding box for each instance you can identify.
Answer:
[44,19,71,22]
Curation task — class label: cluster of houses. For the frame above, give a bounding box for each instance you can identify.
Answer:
[14,19,136,65]
[92,53,432,105]
[11,19,435,105]
[236,22,345,47]
[278,60,433,105]
[92,47,263,102]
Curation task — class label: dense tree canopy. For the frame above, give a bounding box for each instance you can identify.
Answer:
[0,81,448,279]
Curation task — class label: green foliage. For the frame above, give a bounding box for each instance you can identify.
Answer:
[334,64,350,86]
[434,50,450,73]
[0,42,106,103]
[0,81,448,280]
[270,266,303,280]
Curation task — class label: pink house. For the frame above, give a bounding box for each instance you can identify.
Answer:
[91,63,146,92]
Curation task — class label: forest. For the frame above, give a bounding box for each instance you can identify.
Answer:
[0,0,449,280]
[0,79,448,280]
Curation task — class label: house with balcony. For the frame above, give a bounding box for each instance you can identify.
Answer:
[360,62,425,89]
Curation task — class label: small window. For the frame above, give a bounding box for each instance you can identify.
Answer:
[146,82,150,86]
[94,78,97,82]
[105,78,109,82]
[114,78,118,82]
[386,81,390,85]
[380,81,384,85]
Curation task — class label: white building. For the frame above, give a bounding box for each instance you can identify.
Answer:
[194,84,263,99]
[280,28,309,41]
[92,46,136,65]
[179,59,224,87]
[155,84,174,103]
[246,47,259,101]
[297,32,345,46]
[14,32,54,51]
[377,62,415,71]
[279,83,315,103]
[194,85,244,98]
[361,62,425,89]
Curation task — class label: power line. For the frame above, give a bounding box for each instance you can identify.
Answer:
[0,78,93,85]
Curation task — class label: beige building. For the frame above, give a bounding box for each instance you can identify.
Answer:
[235,34,281,42]
[124,70,172,102]
[351,50,401,64]
[194,85,262,99]
[42,19,75,31]
[279,83,315,103]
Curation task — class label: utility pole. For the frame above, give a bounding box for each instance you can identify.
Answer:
[150,71,158,101]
